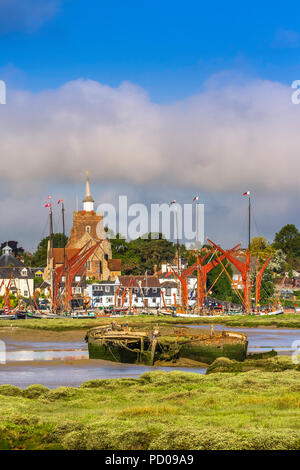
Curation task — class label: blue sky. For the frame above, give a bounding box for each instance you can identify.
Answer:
[2,1,300,100]
[0,0,300,250]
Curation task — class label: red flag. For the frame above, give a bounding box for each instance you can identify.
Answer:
[45,202,52,208]
[58,199,63,204]
[243,191,250,196]
[193,196,199,201]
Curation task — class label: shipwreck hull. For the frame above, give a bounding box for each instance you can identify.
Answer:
[87,326,248,366]
[88,340,154,365]
[179,340,248,364]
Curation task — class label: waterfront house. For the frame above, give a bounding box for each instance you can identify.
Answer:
[0,245,34,298]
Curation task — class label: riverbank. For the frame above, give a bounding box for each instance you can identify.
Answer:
[0,365,299,450]
[0,313,300,331]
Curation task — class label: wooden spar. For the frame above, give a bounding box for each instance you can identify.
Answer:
[170,267,188,309]
[52,240,101,312]
[150,337,158,365]
[49,206,55,313]
[160,290,171,312]
[186,244,241,309]
[114,285,121,311]
[207,239,251,312]
[121,287,127,307]
[207,260,229,293]
[4,272,13,313]
[255,256,271,309]
[66,241,102,310]
[128,278,134,312]
[207,239,247,308]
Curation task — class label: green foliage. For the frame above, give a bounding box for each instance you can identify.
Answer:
[273,224,300,267]
[206,257,234,301]
[250,236,275,262]
[252,267,275,306]
[30,233,68,267]
[110,232,177,274]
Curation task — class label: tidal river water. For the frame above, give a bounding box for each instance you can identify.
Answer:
[0,325,299,388]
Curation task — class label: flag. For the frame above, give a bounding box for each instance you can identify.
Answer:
[169,200,176,206]
[45,202,52,208]
[242,191,250,196]
[193,196,199,201]
[58,199,63,204]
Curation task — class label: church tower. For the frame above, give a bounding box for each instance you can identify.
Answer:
[66,171,113,280]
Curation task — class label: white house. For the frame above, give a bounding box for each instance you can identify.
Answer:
[0,245,34,298]
[87,279,118,308]
[160,280,179,307]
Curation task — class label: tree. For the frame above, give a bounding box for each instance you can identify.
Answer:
[251,268,275,306]
[273,224,300,258]
[206,256,234,301]
[108,232,177,275]
[268,249,287,274]
[250,237,275,262]
[30,233,68,267]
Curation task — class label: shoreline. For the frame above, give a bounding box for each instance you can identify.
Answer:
[0,313,300,332]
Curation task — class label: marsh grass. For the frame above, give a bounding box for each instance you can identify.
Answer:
[0,367,299,450]
[0,313,300,331]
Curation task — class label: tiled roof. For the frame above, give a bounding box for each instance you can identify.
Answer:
[119,275,161,288]
[160,281,178,288]
[0,267,34,279]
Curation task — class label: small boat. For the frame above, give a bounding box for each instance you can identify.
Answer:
[0,314,15,320]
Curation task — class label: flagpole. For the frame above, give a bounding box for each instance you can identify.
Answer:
[196,203,198,249]
[49,205,54,314]
[248,194,250,251]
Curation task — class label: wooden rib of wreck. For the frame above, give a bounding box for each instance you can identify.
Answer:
[85,323,248,365]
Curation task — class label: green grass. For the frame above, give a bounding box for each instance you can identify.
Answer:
[0,313,300,331]
[0,363,300,450]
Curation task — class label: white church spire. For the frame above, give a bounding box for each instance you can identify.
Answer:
[82,170,95,212]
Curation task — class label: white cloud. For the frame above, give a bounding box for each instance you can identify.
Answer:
[0,77,299,194]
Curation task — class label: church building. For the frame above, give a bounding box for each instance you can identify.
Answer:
[50,172,121,282]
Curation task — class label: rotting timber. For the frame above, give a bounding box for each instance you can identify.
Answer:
[85,322,248,366]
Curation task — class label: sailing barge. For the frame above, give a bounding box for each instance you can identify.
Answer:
[85,323,248,365]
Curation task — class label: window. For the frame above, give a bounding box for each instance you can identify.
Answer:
[105,285,110,293]
[75,276,80,282]
[86,226,91,234]
[23,290,28,297]
[86,261,91,270]
[152,287,157,293]
[21,268,27,277]
[166,288,171,296]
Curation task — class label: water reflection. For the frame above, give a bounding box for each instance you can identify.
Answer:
[1,325,299,389]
